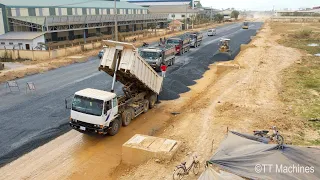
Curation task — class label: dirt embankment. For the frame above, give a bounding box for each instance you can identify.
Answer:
[113,22,317,180]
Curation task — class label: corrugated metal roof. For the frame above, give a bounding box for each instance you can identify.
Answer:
[0,32,45,40]
[0,0,145,9]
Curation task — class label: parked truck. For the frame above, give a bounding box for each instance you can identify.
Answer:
[166,33,191,55]
[139,44,176,71]
[189,31,203,48]
[68,40,163,136]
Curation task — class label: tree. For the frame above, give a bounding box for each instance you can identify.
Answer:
[231,10,240,20]
[214,14,224,23]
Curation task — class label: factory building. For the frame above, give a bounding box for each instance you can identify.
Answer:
[0,0,167,49]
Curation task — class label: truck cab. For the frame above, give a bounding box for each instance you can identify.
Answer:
[140,48,163,70]
[189,31,203,48]
[139,46,175,71]
[69,88,120,135]
[167,36,190,55]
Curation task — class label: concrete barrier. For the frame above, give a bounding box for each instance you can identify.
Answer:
[122,134,181,165]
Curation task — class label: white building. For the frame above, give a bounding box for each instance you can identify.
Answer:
[148,5,199,20]
[0,32,46,50]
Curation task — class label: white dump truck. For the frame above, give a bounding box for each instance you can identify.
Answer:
[139,45,176,71]
[68,40,163,136]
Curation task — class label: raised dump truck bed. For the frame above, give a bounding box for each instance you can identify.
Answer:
[99,40,163,94]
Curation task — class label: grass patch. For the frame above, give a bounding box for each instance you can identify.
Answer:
[271,22,320,145]
[292,29,313,38]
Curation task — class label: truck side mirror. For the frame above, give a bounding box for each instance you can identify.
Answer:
[65,99,71,109]
[65,95,73,110]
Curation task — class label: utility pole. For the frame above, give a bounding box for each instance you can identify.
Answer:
[114,0,118,41]
[210,6,213,22]
[185,4,187,30]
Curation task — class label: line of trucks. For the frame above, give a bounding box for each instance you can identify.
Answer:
[138,31,203,71]
[67,31,203,136]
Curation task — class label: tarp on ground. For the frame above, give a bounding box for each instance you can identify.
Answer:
[198,167,244,180]
[206,131,320,180]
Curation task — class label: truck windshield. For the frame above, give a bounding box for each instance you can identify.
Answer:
[72,95,103,116]
[140,51,159,60]
[166,39,180,44]
[190,34,196,39]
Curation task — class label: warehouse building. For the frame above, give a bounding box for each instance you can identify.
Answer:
[127,0,191,7]
[0,0,167,49]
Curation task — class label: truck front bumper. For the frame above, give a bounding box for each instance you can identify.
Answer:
[69,121,108,134]
[148,64,160,71]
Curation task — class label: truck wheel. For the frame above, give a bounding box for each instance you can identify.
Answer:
[148,94,157,109]
[143,100,149,113]
[108,119,120,136]
[122,109,132,126]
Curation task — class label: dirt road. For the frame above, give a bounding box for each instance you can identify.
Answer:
[115,23,306,179]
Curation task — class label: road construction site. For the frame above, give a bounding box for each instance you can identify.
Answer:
[6,20,315,180]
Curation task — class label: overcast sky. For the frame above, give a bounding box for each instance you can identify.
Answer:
[200,0,319,11]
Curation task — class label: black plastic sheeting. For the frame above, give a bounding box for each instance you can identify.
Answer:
[205,131,320,180]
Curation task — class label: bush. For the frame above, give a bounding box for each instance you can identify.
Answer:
[293,29,313,39]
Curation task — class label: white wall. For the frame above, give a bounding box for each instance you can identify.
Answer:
[0,9,5,35]
[43,8,50,16]
[74,8,82,15]
[0,35,46,50]
[168,13,196,20]
[20,8,29,16]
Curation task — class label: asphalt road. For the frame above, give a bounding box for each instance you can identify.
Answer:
[0,22,262,166]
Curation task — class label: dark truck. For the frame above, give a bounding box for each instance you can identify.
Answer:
[189,31,203,48]
[166,33,191,55]
[139,44,176,71]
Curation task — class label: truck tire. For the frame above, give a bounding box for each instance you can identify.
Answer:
[148,94,157,109]
[172,58,175,65]
[143,99,149,113]
[122,108,133,126]
[108,119,120,136]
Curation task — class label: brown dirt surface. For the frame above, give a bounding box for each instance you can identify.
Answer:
[114,22,318,180]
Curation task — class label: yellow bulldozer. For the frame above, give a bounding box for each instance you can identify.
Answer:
[216,38,232,60]
[242,21,249,29]
[218,38,231,55]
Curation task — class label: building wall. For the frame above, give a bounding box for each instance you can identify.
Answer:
[0,35,45,50]
[6,6,146,17]
[0,8,5,35]
[168,13,196,20]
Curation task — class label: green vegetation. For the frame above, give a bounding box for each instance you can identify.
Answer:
[214,14,224,23]
[272,22,320,145]
[231,10,240,20]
